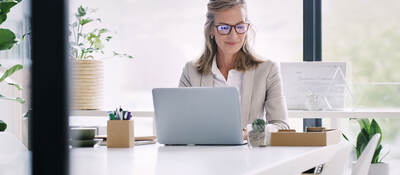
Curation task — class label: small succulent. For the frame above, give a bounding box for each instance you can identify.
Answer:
[252,119,266,132]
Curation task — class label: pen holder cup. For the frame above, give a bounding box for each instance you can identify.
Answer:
[107,120,134,148]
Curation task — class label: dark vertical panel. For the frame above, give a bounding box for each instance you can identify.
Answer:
[303,0,322,131]
[30,0,69,174]
[315,0,321,60]
[303,0,321,61]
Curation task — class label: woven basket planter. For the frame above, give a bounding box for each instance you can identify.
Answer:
[71,60,103,110]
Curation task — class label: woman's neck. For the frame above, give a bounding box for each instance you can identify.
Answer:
[216,51,236,80]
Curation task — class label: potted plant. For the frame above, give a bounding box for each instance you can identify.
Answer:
[0,0,25,132]
[247,119,267,148]
[343,119,389,175]
[69,5,132,110]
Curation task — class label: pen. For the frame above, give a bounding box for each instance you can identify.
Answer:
[127,112,132,120]
[123,112,127,120]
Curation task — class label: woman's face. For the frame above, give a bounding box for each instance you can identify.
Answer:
[212,5,247,56]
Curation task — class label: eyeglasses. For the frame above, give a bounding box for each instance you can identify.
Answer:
[214,23,249,35]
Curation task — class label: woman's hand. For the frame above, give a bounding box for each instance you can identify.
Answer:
[243,128,247,140]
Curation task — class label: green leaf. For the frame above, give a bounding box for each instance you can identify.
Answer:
[14,97,24,104]
[0,64,23,82]
[76,6,86,18]
[87,33,97,41]
[356,128,369,158]
[0,94,25,104]
[372,144,382,163]
[357,119,370,133]
[0,1,18,25]
[0,28,17,50]
[79,18,93,25]
[0,120,7,132]
[370,119,382,135]
[370,119,383,146]
[113,51,134,59]
[342,133,350,141]
[356,144,366,159]
[98,28,108,35]
[7,82,22,90]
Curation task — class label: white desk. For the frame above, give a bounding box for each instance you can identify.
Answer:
[1,132,351,175]
[70,143,350,175]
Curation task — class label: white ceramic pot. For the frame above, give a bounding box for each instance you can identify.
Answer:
[72,60,103,110]
[368,162,389,175]
[246,124,266,148]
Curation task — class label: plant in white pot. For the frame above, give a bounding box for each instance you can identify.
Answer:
[343,119,390,175]
[69,5,132,110]
[247,119,267,148]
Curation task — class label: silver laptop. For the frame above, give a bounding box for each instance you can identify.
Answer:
[152,87,244,145]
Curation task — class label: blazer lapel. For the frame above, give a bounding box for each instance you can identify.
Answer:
[200,73,213,87]
[240,68,255,126]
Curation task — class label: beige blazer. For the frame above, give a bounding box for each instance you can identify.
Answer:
[178,59,290,129]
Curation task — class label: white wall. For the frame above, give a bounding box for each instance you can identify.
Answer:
[68,0,303,109]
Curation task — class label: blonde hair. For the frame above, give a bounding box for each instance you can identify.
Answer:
[196,0,263,75]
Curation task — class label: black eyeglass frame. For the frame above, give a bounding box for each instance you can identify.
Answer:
[214,23,250,35]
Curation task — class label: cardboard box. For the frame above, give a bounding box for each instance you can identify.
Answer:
[107,120,134,148]
[270,127,341,146]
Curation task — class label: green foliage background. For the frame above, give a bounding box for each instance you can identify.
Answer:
[323,0,400,143]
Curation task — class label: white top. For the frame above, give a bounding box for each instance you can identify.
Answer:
[211,56,243,98]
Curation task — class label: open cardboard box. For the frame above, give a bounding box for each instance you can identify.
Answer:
[270,127,341,146]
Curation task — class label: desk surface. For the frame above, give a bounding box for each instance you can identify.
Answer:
[70,143,349,175]
[1,132,350,175]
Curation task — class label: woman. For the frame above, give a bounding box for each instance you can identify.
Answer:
[179,0,290,138]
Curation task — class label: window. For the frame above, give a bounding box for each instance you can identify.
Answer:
[69,0,302,109]
[322,0,400,109]
[323,1,400,173]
